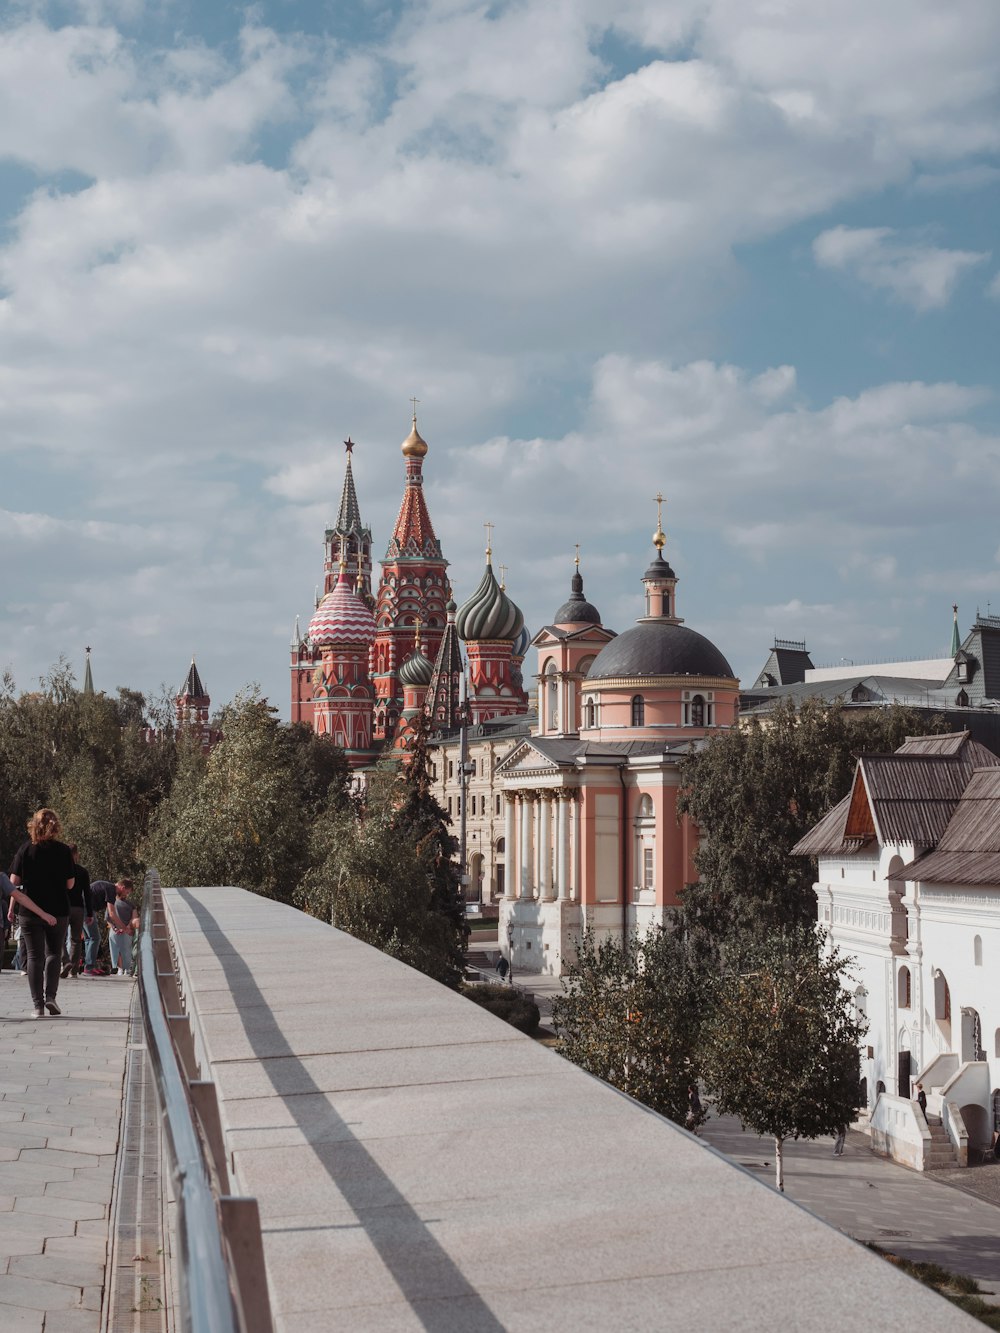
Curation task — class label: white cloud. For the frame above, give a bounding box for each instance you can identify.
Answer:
[813,225,990,310]
[0,2,998,706]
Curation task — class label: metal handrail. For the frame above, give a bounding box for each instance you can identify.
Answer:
[139,869,241,1333]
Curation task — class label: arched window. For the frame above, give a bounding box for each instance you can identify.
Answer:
[897,966,911,1009]
[544,660,559,732]
[974,935,983,966]
[691,694,705,727]
[585,698,596,729]
[854,985,868,1026]
[631,694,645,727]
[633,792,655,897]
[934,970,951,1023]
[957,689,969,707]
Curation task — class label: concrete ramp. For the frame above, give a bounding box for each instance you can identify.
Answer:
[162,885,974,1332]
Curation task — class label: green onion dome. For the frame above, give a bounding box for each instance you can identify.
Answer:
[456,563,524,642]
[399,644,433,688]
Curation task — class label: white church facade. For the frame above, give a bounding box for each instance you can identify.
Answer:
[795,731,1000,1167]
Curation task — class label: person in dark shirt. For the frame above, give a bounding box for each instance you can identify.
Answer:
[61,845,93,979]
[85,880,116,974]
[9,808,73,1017]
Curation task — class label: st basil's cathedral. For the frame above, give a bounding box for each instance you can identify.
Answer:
[290,415,531,761]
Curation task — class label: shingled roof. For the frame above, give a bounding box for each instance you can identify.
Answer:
[751,639,814,689]
[792,731,1000,867]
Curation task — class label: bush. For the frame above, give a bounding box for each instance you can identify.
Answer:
[462,982,540,1034]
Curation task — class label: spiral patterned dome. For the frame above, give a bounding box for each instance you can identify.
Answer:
[513,622,531,658]
[399,645,433,688]
[308,572,376,647]
[456,563,524,642]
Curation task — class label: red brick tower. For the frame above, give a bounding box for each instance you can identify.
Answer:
[175,659,219,749]
[371,413,450,744]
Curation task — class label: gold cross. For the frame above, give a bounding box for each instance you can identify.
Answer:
[499,562,507,590]
[484,520,494,561]
[574,543,580,569]
[409,396,420,420]
[653,492,665,550]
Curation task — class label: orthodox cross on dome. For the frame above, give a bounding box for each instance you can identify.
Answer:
[414,615,422,652]
[409,396,420,421]
[484,520,494,563]
[499,562,507,591]
[574,544,580,569]
[355,549,364,591]
[653,492,666,551]
[344,437,355,454]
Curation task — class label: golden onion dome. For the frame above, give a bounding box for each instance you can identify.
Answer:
[401,414,428,459]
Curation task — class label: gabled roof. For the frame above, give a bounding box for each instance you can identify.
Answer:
[899,768,1000,886]
[793,730,1000,860]
[533,623,616,646]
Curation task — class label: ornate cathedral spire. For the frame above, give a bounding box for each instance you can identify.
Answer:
[336,438,364,535]
[82,647,95,697]
[424,595,465,728]
[385,408,443,560]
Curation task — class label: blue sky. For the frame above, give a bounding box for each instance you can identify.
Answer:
[1,0,998,716]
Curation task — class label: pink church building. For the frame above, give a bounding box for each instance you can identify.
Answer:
[496,512,740,974]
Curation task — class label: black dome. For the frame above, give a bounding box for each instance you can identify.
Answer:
[552,568,602,626]
[589,622,734,681]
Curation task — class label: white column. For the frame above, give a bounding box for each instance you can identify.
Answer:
[503,793,516,900]
[519,793,534,898]
[556,793,569,900]
[570,792,580,902]
[539,794,553,900]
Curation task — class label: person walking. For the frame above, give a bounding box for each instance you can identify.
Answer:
[106,880,138,976]
[833,1125,847,1156]
[61,845,93,978]
[8,809,73,1017]
[916,1083,928,1119]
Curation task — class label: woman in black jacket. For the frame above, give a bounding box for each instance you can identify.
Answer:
[9,809,74,1018]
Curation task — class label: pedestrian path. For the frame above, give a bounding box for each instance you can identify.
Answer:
[0,970,135,1332]
[701,1114,1000,1292]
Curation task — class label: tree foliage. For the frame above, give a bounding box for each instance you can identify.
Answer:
[0,662,178,878]
[296,717,466,988]
[146,689,350,900]
[701,928,865,1190]
[552,925,711,1126]
[678,699,947,943]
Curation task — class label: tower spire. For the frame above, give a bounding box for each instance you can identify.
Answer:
[82,647,95,697]
[951,604,961,657]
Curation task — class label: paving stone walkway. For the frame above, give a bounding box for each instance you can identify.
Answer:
[0,970,135,1332]
[701,1114,1000,1292]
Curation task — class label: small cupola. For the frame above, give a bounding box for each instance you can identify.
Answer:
[639,492,681,624]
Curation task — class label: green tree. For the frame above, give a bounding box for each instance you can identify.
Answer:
[298,718,466,988]
[0,664,178,878]
[678,699,947,944]
[701,928,865,1192]
[146,690,349,899]
[552,925,710,1127]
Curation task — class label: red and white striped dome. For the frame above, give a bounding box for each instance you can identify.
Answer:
[309,573,376,647]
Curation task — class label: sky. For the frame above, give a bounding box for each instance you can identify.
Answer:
[1,0,999,717]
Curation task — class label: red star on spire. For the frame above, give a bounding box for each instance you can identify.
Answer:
[344,437,355,454]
